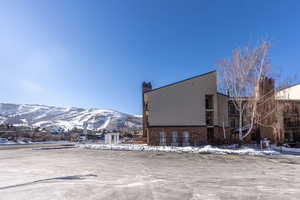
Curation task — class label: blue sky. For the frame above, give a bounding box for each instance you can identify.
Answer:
[0,0,299,114]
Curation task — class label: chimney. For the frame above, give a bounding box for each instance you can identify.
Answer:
[142,81,152,139]
[142,82,152,93]
[259,76,275,98]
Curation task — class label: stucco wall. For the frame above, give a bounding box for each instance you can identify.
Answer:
[217,93,229,127]
[146,71,217,126]
[277,84,300,100]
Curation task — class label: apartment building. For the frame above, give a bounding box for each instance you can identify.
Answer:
[142,70,300,146]
[142,71,229,146]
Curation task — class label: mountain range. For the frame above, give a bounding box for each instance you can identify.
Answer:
[0,103,142,131]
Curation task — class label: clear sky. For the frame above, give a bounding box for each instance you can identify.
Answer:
[0,0,299,114]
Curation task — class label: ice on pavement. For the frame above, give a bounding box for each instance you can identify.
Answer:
[80,144,280,156]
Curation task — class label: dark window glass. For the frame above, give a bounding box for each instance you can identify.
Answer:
[206,111,214,126]
[207,128,214,142]
[205,95,214,109]
[230,118,235,128]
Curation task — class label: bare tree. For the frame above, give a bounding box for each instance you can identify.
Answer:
[217,41,272,141]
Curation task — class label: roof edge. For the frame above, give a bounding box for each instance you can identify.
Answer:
[277,82,300,92]
[217,92,229,97]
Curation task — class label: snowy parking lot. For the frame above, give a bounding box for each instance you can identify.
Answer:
[1,146,300,200]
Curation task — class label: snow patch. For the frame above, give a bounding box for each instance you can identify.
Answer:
[99,117,111,129]
[79,144,280,156]
[272,146,300,154]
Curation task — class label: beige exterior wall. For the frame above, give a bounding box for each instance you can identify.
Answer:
[146,71,217,126]
[217,93,229,127]
[277,84,300,100]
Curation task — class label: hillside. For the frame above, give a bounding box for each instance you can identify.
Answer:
[0,103,142,131]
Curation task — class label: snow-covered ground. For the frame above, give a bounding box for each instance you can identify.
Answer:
[80,144,280,156]
[271,145,300,154]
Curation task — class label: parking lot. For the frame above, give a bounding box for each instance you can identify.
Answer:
[1,146,300,200]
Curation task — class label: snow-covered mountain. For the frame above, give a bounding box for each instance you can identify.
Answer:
[0,103,142,131]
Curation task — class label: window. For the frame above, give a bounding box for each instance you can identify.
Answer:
[205,95,214,110]
[206,111,214,126]
[230,118,239,128]
[183,131,189,146]
[207,128,214,142]
[205,95,214,126]
[229,103,237,115]
[172,132,178,146]
[230,118,235,128]
[159,132,166,146]
[284,118,292,128]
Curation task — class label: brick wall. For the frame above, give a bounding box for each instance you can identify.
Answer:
[213,127,230,144]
